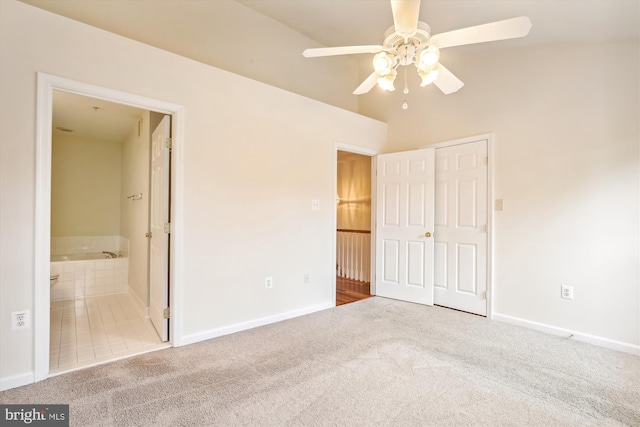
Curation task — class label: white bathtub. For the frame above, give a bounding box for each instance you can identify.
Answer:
[51,252,114,262]
[50,253,129,301]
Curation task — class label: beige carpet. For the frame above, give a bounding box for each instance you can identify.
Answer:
[2,297,639,426]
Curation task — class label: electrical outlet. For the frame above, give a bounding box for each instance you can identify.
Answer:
[11,310,30,330]
[303,273,310,284]
[311,200,320,210]
[561,285,574,300]
[265,277,273,289]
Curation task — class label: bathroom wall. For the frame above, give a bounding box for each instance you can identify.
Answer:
[51,132,122,236]
[50,235,127,256]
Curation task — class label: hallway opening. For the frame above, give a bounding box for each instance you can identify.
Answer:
[336,150,372,306]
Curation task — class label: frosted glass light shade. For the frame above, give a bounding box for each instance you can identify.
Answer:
[417,45,440,73]
[419,68,440,86]
[373,52,395,76]
[377,71,397,91]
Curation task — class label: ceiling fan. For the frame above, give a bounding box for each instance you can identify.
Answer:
[302,0,532,96]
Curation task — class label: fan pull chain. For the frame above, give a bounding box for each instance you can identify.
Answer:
[402,67,409,110]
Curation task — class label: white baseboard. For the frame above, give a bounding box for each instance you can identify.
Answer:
[0,372,34,391]
[179,302,334,346]
[492,312,640,356]
[128,287,148,319]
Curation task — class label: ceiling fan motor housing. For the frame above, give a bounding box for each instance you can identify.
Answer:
[383,22,432,66]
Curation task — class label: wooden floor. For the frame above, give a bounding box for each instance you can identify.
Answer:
[336,276,372,306]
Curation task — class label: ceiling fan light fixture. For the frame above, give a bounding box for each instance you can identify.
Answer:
[302,2,532,97]
[417,45,440,71]
[377,69,397,91]
[419,67,440,87]
[373,52,395,76]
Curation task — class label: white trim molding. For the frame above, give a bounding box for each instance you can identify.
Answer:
[334,142,378,157]
[128,287,147,319]
[180,302,334,346]
[0,372,35,392]
[493,312,640,356]
[334,142,378,297]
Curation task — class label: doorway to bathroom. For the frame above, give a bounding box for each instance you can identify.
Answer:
[34,73,184,382]
[48,91,169,375]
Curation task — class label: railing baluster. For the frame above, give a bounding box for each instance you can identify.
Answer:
[336,229,371,283]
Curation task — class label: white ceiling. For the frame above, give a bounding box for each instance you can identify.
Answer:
[237,0,639,47]
[53,91,145,143]
[24,0,639,139]
[21,0,639,57]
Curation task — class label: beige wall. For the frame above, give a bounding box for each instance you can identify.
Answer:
[21,0,361,114]
[51,133,122,236]
[360,41,640,346]
[0,0,388,386]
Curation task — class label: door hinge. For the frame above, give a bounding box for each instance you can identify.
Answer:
[485,156,489,165]
[165,137,172,150]
[163,307,170,319]
[145,231,152,238]
[164,223,171,233]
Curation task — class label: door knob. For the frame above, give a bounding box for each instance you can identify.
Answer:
[425,232,432,238]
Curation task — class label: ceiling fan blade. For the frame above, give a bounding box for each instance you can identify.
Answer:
[353,72,379,95]
[433,64,464,94]
[430,16,532,49]
[390,0,421,36]
[303,45,383,58]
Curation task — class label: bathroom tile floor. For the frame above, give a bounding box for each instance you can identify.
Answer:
[49,293,170,375]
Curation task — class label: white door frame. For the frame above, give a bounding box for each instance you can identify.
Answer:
[333,142,378,304]
[34,73,185,382]
[422,133,495,318]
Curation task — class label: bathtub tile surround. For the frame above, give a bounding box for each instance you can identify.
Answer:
[50,258,129,301]
[51,235,129,257]
[50,236,130,301]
